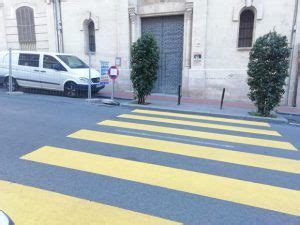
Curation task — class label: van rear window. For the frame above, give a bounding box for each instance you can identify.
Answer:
[18,53,39,67]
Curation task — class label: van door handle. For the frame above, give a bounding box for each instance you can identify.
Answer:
[33,69,40,72]
[40,70,46,73]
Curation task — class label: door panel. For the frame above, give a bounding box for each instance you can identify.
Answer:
[165,52,182,94]
[141,17,163,93]
[41,55,64,90]
[16,53,41,88]
[141,15,184,94]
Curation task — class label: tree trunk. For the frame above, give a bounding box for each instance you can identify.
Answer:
[138,95,145,104]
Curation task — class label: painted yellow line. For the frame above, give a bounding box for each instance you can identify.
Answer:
[118,114,280,136]
[22,146,300,216]
[68,130,300,174]
[0,180,181,225]
[133,109,271,127]
[98,120,297,151]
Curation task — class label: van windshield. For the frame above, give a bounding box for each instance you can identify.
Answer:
[57,55,89,69]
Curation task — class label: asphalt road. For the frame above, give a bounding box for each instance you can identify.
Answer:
[0,89,300,225]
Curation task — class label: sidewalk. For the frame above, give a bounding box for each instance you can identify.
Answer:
[99,91,300,123]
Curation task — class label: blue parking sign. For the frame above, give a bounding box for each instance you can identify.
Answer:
[100,61,110,85]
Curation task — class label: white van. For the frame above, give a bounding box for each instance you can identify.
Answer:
[0,51,105,97]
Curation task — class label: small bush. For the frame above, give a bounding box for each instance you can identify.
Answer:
[247,31,290,117]
[130,33,159,104]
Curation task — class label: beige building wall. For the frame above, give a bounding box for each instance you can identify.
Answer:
[288,1,300,108]
[189,0,296,102]
[0,0,299,107]
[0,0,56,51]
[296,76,300,108]
[0,0,7,50]
[128,0,297,103]
[297,78,300,106]
[60,0,132,93]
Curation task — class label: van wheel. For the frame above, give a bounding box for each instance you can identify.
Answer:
[3,77,18,92]
[64,82,78,98]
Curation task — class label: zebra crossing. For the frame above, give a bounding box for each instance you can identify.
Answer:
[0,180,180,225]
[2,109,300,224]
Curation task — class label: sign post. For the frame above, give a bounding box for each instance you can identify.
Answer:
[109,66,118,101]
[88,52,92,100]
[102,66,120,106]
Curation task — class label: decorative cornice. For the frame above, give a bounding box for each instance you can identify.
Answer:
[233,0,263,21]
[128,7,137,22]
[185,2,193,20]
[186,2,194,10]
[245,0,254,7]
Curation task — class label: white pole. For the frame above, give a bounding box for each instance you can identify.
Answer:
[111,79,115,100]
[88,52,92,99]
[8,48,12,93]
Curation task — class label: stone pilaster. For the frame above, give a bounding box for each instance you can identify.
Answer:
[184,2,193,68]
[128,7,137,44]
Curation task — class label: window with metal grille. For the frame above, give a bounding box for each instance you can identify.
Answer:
[16,7,36,45]
[88,21,96,52]
[238,9,255,48]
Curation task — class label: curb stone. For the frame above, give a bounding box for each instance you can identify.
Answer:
[276,111,300,117]
[121,101,288,125]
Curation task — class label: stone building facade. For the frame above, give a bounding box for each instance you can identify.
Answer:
[0,0,300,107]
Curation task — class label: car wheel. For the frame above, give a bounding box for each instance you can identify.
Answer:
[3,77,18,92]
[64,82,78,98]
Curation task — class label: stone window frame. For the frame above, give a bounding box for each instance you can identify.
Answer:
[88,20,96,53]
[233,1,263,51]
[16,6,37,50]
[237,7,256,49]
[83,19,97,54]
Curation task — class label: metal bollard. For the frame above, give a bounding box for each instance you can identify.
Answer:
[8,48,12,93]
[177,85,182,105]
[220,88,226,110]
[88,52,92,99]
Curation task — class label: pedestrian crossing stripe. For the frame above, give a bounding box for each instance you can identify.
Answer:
[133,109,271,127]
[0,180,181,225]
[98,120,297,151]
[118,114,281,136]
[68,130,300,174]
[21,146,300,216]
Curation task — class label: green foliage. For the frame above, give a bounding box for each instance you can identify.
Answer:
[247,31,290,117]
[130,33,159,104]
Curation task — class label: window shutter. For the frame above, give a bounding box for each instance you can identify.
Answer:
[16,6,37,50]
[238,10,255,48]
[88,21,96,52]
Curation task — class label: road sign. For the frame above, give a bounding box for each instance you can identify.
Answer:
[108,66,119,80]
[104,66,119,105]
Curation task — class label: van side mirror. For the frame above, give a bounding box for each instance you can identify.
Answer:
[0,210,14,225]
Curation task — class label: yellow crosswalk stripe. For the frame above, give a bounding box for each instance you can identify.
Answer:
[0,180,181,225]
[68,130,300,174]
[133,109,271,127]
[118,114,280,136]
[22,146,300,216]
[98,120,297,151]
